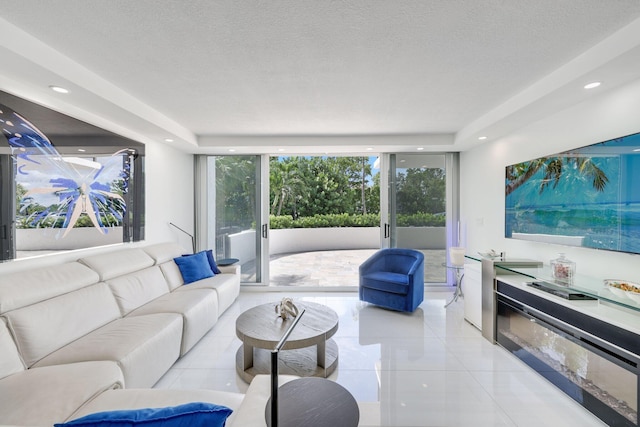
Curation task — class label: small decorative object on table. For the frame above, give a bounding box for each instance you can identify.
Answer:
[478,249,506,260]
[551,253,575,285]
[604,279,640,303]
[275,297,299,320]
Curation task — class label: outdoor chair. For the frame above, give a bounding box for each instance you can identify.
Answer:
[358,248,424,312]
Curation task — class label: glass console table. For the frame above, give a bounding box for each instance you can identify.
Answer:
[494,263,640,313]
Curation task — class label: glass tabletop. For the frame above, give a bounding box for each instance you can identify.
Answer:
[495,263,640,313]
[442,262,465,270]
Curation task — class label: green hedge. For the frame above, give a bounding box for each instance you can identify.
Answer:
[269,212,445,229]
[396,212,446,227]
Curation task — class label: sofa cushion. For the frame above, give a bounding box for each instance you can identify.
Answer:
[105,266,171,316]
[33,313,183,388]
[0,317,24,379]
[0,361,123,427]
[160,261,240,292]
[4,282,121,367]
[173,273,239,315]
[142,242,186,265]
[159,261,184,291]
[128,289,218,355]
[69,389,243,426]
[174,252,214,284]
[55,402,233,427]
[0,261,99,314]
[80,249,155,281]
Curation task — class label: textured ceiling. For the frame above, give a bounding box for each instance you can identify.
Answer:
[1,1,640,153]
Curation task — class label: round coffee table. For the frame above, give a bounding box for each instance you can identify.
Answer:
[235,301,339,383]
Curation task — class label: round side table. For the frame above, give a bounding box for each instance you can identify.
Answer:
[265,377,359,427]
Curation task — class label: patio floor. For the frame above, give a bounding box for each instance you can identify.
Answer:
[267,249,447,287]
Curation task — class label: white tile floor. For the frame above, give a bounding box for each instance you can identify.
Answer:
[153,291,607,426]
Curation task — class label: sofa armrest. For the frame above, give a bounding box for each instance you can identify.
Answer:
[228,374,298,427]
[218,264,240,275]
[0,361,123,426]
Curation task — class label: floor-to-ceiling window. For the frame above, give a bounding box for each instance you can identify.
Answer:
[197,152,458,288]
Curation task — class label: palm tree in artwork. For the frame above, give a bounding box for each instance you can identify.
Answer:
[505,156,609,196]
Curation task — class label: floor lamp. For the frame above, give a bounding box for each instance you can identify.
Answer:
[168,222,195,253]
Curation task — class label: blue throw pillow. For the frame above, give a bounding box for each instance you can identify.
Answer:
[174,252,214,284]
[182,250,222,275]
[204,249,222,274]
[54,402,232,427]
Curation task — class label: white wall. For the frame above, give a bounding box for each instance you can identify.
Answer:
[145,141,195,251]
[460,78,640,282]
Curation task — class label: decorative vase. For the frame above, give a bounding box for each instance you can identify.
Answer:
[551,253,575,285]
[449,247,466,266]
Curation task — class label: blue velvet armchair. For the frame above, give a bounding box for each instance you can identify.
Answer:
[359,248,425,312]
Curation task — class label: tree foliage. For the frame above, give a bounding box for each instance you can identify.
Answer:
[396,167,445,214]
[215,156,257,230]
[216,155,446,230]
[270,156,379,217]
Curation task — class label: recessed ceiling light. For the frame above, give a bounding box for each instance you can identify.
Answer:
[49,85,69,94]
[417,147,424,151]
[400,159,406,163]
[584,81,601,90]
[478,136,487,140]
[633,148,640,152]
[366,147,373,151]
[228,149,236,152]
[278,148,285,152]
[77,148,86,152]
[164,138,174,143]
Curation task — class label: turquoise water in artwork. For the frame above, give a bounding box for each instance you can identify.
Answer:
[505,133,640,254]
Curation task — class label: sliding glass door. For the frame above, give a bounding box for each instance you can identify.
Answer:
[382,153,459,285]
[199,155,267,284]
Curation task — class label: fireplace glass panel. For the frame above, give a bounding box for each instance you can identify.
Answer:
[497,297,637,426]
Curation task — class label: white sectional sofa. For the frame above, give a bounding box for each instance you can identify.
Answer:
[0,241,287,427]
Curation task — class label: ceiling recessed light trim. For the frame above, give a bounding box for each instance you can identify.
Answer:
[164,138,174,143]
[417,147,424,151]
[584,81,601,90]
[478,136,487,140]
[49,85,69,94]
